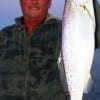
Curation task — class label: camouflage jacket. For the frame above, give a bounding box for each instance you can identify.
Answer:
[0,15,66,100]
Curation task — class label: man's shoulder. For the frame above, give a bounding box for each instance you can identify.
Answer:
[45,14,62,25]
[1,24,16,33]
[0,24,16,38]
[44,16,62,34]
[0,25,15,46]
[48,18,62,26]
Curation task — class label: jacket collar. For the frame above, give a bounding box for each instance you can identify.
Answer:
[15,13,59,27]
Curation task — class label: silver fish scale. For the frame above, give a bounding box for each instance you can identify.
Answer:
[61,0,95,100]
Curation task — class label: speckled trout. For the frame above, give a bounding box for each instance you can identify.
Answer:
[61,0,95,100]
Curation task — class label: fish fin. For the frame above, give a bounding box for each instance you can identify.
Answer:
[58,53,69,95]
[83,75,93,94]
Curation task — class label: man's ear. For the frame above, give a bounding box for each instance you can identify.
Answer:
[48,0,52,8]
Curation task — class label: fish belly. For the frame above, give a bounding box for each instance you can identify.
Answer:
[62,0,95,100]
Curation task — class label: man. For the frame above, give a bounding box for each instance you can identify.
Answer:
[0,0,66,100]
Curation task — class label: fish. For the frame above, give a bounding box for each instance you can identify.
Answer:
[60,0,96,100]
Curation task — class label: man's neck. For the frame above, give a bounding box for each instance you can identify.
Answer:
[23,16,46,36]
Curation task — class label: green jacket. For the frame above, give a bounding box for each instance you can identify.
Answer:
[0,15,66,100]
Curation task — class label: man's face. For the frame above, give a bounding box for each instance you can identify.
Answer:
[20,0,51,19]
